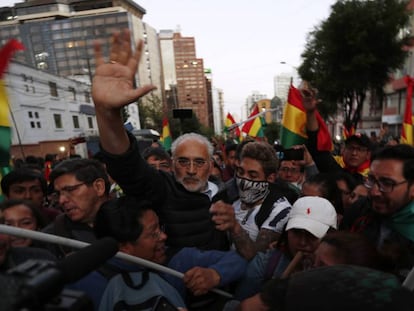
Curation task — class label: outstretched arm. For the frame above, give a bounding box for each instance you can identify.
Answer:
[92,29,156,154]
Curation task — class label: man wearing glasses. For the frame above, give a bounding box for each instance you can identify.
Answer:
[352,144,414,280]
[301,82,371,182]
[42,159,111,258]
[91,30,228,257]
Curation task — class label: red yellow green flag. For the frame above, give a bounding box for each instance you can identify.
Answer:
[160,117,172,150]
[0,39,25,200]
[224,112,241,140]
[241,105,265,138]
[280,84,333,151]
[402,76,413,145]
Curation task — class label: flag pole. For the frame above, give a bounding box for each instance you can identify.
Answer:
[227,108,276,131]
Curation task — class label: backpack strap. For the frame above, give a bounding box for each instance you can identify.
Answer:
[121,270,149,290]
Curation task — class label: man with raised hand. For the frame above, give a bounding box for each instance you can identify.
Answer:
[92,30,228,257]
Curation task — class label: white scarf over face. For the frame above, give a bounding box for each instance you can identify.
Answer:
[236,176,270,205]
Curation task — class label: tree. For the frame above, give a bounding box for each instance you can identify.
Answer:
[298,0,411,132]
[138,93,164,132]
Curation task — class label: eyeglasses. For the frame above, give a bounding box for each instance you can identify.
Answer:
[146,225,165,241]
[364,175,407,193]
[175,157,207,169]
[279,167,301,174]
[51,182,87,199]
[345,145,368,153]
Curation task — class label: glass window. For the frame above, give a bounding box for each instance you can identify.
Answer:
[49,82,58,97]
[87,117,93,129]
[69,87,76,101]
[53,114,63,129]
[37,122,41,128]
[34,112,39,118]
[84,91,91,103]
[30,121,35,128]
[28,111,33,118]
[72,115,80,128]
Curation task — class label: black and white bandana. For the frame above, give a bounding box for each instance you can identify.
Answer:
[236,176,270,205]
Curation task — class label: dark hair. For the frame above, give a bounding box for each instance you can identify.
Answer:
[94,196,153,242]
[320,231,384,269]
[371,144,414,183]
[141,147,172,162]
[0,198,47,229]
[1,168,47,196]
[225,143,238,156]
[50,159,110,194]
[334,171,359,194]
[302,173,343,215]
[240,142,279,177]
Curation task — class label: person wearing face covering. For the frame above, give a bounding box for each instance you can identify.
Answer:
[210,142,298,260]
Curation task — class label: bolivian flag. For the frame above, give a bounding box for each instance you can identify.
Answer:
[0,39,25,199]
[160,117,172,150]
[402,76,413,145]
[241,105,265,138]
[280,84,333,151]
[224,112,241,139]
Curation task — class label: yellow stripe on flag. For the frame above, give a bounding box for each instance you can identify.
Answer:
[249,117,262,136]
[0,81,10,128]
[281,103,307,138]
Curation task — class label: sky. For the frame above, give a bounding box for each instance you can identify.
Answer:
[135,0,337,118]
[2,0,337,118]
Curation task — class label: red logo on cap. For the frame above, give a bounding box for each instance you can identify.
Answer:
[307,208,311,214]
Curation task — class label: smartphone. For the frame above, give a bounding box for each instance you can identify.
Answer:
[282,148,304,160]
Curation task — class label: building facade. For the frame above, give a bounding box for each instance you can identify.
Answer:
[0,0,165,130]
[159,30,212,127]
[5,61,97,159]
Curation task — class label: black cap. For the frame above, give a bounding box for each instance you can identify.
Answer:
[345,133,372,150]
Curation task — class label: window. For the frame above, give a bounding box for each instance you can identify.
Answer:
[53,114,63,129]
[69,87,76,101]
[36,121,41,128]
[72,115,80,129]
[87,117,93,129]
[30,121,35,128]
[84,91,91,103]
[28,111,33,118]
[49,82,58,97]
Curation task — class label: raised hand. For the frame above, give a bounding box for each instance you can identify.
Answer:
[92,29,156,111]
[299,81,319,113]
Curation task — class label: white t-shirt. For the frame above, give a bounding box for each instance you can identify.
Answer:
[233,196,291,242]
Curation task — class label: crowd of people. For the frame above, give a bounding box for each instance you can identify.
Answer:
[0,29,413,310]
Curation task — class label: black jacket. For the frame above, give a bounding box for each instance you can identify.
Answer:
[100,133,229,257]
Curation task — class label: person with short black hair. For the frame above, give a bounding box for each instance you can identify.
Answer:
[42,158,111,258]
[1,168,60,224]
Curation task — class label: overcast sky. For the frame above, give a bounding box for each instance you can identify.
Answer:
[137,0,336,119]
[3,0,336,118]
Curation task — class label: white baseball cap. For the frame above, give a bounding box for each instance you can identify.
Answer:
[286,196,338,238]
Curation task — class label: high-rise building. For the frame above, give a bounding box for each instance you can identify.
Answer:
[159,30,211,127]
[0,0,164,129]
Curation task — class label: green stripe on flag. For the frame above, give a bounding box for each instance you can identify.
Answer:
[280,126,307,148]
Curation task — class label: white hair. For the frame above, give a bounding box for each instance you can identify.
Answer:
[171,133,214,158]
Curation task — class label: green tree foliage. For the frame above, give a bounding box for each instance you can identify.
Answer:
[298,0,410,131]
[138,94,164,133]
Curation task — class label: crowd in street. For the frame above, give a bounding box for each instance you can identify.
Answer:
[0,30,414,311]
